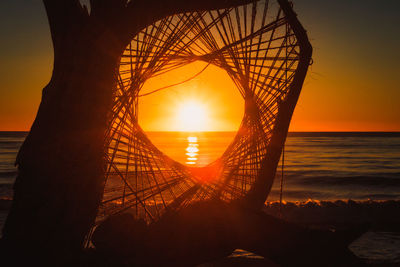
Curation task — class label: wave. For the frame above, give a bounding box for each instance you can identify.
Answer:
[292,176,400,187]
[268,189,330,200]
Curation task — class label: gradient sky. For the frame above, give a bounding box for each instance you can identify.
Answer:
[0,0,399,131]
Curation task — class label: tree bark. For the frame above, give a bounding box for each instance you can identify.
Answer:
[1,0,252,264]
[2,8,124,264]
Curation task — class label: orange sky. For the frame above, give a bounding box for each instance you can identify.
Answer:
[139,62,243,132]
[0,1,399,132]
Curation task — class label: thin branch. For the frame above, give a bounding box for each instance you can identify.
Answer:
[120,0,255,45]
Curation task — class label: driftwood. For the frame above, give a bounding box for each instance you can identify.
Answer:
[0,0,319,266]
[1,0,256,265]
[95,0,312,230]
[92,201,366,266]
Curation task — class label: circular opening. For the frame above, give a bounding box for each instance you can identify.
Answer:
[139,61,244,167]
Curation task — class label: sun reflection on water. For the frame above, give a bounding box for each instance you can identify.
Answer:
[186,136,199,165]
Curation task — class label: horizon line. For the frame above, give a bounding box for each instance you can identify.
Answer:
[1,130,399,133]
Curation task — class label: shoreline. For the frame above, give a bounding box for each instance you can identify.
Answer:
[2,198,399,231]
[1,199,399,265]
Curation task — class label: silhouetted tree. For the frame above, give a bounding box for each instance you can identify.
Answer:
[1,0,255,264]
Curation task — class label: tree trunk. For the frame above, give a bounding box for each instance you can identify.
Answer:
[2,25,124,264]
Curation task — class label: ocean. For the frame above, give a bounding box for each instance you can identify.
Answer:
[1,131,400,201]
[1,131,400,264]
[147,131,400,202]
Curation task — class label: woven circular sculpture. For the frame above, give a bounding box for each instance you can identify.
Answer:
[96,0,311,225]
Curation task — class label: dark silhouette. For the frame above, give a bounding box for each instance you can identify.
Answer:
[95,0,312,226]
[0,0,323,266]
[0,0,254,264]
[93,201,366,266]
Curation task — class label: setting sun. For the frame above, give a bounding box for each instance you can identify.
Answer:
[137,62,243,132]
[176,100,208,132]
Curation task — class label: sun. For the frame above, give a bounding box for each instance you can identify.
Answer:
[176,100,208,132]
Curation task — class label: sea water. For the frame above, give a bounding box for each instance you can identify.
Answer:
[146,131,400,202]
[1,131,399,201]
